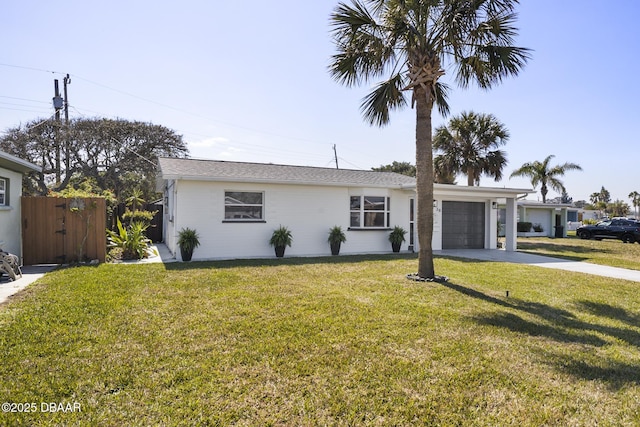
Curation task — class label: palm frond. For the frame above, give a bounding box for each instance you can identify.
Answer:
[360,73,408,126]
[433,81,450,117]
[329,1,392,86]
[450,2,531,89]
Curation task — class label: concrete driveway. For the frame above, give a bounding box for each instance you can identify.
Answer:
[436,249,640,282]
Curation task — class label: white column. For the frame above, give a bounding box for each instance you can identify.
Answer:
[505,198,517,251]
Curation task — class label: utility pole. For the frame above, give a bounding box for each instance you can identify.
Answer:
[63,74,71,175]
[333,144,339,169]
[53,79,63,185]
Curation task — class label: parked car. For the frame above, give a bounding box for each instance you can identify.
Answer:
[576,219,640,243]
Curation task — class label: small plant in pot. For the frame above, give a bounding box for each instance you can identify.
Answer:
[327,225,347,255]
[388,226,407,253]
[269,225,292,258]
[177,227,200,262]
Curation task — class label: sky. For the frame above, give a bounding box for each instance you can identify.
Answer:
[1,0,639,204]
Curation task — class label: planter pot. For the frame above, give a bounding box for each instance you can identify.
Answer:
[330,242,341,256]
[274,246,286,258]
[391,242,401,253]
[180,247,193,262]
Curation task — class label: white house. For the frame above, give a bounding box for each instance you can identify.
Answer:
[516,201,572,237]
[0,151,41,257]
[157,158,531,261]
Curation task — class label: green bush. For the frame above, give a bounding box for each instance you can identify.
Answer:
[517,222,532,232]
[107,218,151,260]
[122,209,156,226]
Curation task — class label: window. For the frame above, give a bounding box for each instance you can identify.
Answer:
[0,178,6,206]
[350,195,390,228]
[224,191,264,221]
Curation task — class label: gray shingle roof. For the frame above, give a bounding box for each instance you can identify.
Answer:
[158,157,416,188]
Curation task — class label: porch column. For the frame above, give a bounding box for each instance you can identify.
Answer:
[505,197,517,251]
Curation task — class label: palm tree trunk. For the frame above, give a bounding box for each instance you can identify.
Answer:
[415,85,435,279]
[541,183,548,203]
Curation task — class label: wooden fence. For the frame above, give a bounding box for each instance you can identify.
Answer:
[22,197,107,265]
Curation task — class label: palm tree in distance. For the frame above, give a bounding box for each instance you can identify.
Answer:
[433,111,509,186]
[329,0,530,279]
[510,155,582,203]
[628,191,640,218]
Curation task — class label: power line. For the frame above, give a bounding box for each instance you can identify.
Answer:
[0,63,66,76]
[0,95,50,105]
[0,63,373,170]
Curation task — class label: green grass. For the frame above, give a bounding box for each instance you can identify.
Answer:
[518,234,640,270]
[1,255,640,425]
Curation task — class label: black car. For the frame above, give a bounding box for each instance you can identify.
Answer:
[577,219,640,243]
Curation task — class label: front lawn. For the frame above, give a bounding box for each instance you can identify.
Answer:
[1,256,639,425]
[518,234,640,271]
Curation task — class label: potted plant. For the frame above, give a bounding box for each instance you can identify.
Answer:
[388,226,407,253]
[177,227,200,262]
[269,226,292,257]
[327,225,347,255]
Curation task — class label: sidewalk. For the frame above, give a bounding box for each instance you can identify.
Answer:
[0,265,58,305]
[435,249,640,282]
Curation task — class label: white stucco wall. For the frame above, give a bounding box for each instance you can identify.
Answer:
[524,209,552,235]
[0,168,24,256]
[164,180,414,260]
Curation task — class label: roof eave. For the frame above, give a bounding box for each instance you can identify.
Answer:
[159,174,412,189]
[0,151,42,174]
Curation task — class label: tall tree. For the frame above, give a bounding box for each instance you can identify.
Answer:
[433,111,509,186]
[590,186,611,205]
[628,191,640,218]
[0,117,189,200]
[329,0,529,279]
[510,155,582,203]
[589,186,610,218]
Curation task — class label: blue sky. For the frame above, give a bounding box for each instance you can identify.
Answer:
[2,0,639,204]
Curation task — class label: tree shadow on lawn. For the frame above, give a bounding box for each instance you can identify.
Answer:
[440,280,640,388]
[164,253,419,271]
[577,300,640,325]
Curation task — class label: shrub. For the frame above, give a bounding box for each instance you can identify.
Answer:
[532,223,544,232]
[122,209,156,226]
[107,218,151,260]
[517,222,533,232]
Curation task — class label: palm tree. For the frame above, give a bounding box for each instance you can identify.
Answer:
[125,188,145,213]
[609,200,630,218]
[329,0,529,279]
[628,191,640,219]
[590,187,610,218]
[510,155,582,203]
[433,111,509,186]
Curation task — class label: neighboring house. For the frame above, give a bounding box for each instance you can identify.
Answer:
[514,201,571,237]
[157,158,531,261]
[0,151,41,257]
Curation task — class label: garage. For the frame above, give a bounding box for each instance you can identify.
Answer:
[442,201,486,249]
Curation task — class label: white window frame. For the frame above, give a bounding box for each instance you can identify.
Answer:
[350,195,390,229]
[0,178,6,206]
[223,191,265,222]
